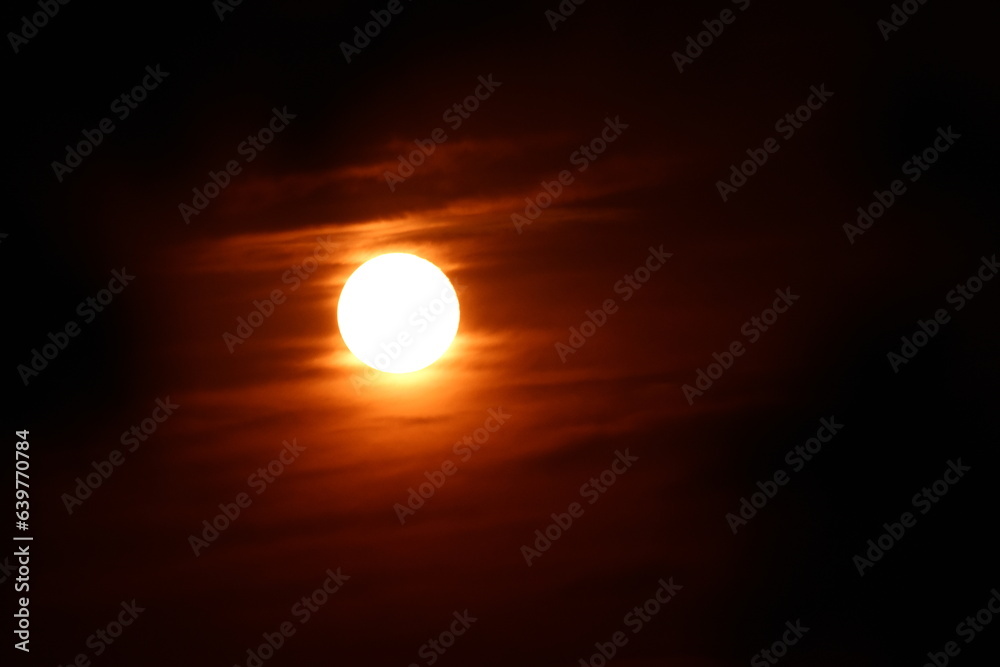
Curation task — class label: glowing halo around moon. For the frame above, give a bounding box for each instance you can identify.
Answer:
[337,253,460,374]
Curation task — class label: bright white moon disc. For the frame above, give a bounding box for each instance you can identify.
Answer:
[337,253,459,373]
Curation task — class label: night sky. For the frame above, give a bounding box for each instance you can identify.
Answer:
[6,1,1000,666]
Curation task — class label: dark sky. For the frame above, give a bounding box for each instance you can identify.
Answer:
[5,1,1000,666]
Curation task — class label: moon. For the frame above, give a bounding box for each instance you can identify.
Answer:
[337,253,460,374]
